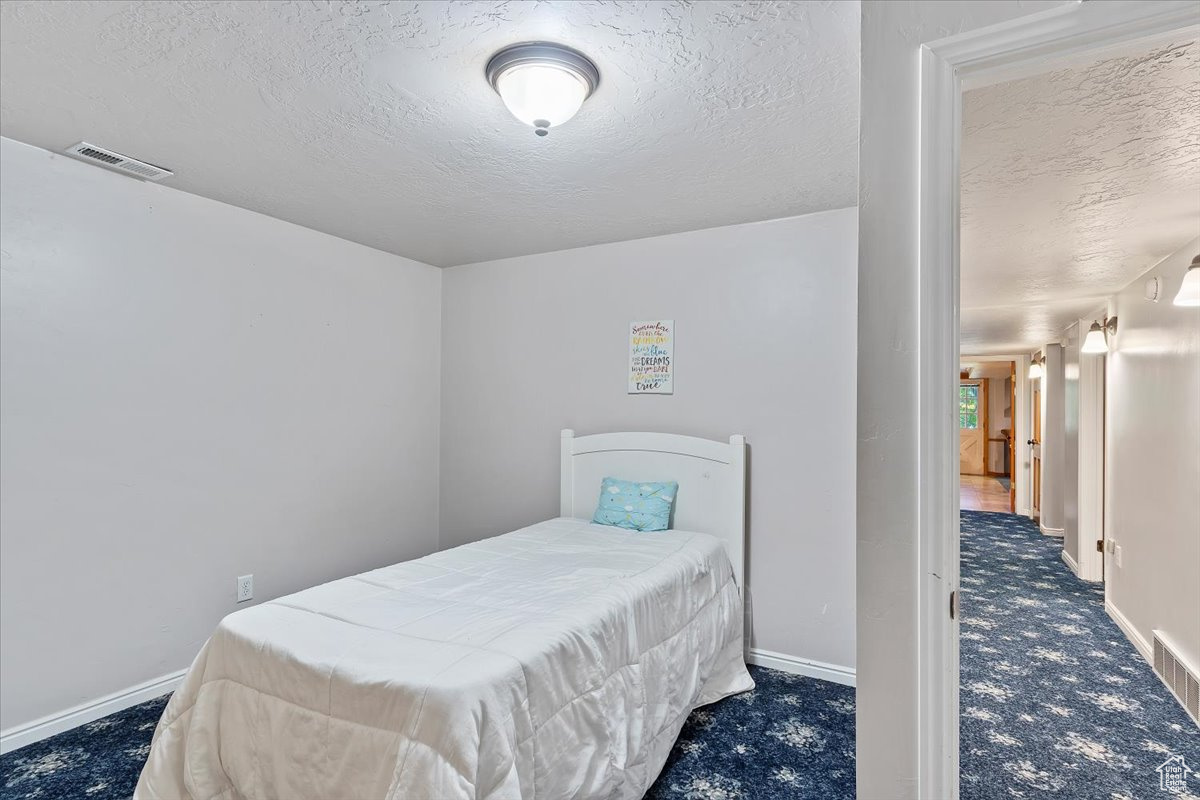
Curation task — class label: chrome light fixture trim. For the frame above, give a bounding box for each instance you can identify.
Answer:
[486,42,600,135]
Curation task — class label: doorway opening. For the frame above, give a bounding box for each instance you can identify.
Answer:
[913,3,1200,798]
[958,360,1015,513]
[954,23,1197,798]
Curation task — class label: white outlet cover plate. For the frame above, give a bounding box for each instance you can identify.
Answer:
[237,575,253,603]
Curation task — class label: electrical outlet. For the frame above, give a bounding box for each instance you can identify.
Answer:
[237,574,253,603]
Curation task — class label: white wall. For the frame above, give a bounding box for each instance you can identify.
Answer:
[1062,324,1081,559]
[1040,343,1066,533]
[986,375,1010,474]
[1105,237,1200,674]
[1061,314,1107,580]
[857,1,1070,797]
[0,138,444,731]
[986,377,1008,439]
[1075,321,1106,581]
[1014,355,1033,516]
[440,209,858,671]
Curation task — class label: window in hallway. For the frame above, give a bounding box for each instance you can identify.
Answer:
[960,383,981,429]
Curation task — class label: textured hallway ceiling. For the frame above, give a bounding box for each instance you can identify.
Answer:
[960,39,1200,356]
[0,1,860,267]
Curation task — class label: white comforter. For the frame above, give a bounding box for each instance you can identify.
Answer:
[135,518,753,800]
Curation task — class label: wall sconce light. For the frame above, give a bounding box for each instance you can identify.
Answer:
[1028,353,1044,379]
[1081,316,1118,354]
[1173,254,1200,307]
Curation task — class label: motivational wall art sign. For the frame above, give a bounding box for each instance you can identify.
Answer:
[628,320,674,394]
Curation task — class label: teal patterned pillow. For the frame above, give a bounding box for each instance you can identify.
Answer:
[591,477,678,532]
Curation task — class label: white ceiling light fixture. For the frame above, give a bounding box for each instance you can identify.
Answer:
[1173,254,1200,307]
[486,42,599,136]
[1028,355,1043,379]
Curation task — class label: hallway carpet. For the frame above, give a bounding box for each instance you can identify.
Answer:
[0,666,856,800]
[960,510,1199,799]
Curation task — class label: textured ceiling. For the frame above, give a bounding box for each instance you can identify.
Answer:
[0,0,860,267]
[961,39,1200,356]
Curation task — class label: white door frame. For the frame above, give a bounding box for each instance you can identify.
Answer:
[916,2,1199,797]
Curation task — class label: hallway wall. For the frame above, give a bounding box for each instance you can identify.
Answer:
[1060,313,1106,582]
[1014,355,1032,517]
[1062,322,1081,565]
[856,1,1072,796]
[1039,343,1065,535]
[1104,237,1200,675]
[1075,331,1105,582]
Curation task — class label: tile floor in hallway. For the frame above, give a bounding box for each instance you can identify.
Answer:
[961,473,1012,512]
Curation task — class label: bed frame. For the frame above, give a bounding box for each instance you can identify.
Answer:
[559,429,747,594]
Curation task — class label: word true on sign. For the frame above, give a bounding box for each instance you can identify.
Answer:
[629,320,674,395]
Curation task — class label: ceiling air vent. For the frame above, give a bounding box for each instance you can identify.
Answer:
[63,142,173,181]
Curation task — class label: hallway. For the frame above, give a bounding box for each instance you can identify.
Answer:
[960,474,1011,513]
[959,511,1199,799]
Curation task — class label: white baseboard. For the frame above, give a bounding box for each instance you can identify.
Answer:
[1105,599,1152,664]
[748,647,856,687]
[0,668,185,754]
[1039,522,1064,537]
[1060,548,1080,577]
[0,650,850,753]
[1,647,859,754]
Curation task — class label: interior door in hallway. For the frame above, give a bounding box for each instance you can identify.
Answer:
[960,380,988,475]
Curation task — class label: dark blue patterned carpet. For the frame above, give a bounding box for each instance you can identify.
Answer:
[0,665,855,800]
[960,510,1199,800]
[5,512,1196,799]
[0,695,165,799]
[646,666,856,799]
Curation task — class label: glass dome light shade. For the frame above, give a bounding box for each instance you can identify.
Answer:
[1081,321,1109,354]
[1173,261,1200,307]
[495,64,589,128]
[486,43,599,134]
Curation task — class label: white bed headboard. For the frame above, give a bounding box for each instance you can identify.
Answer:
[559,429,747,593]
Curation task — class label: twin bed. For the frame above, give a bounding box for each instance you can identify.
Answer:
[135,430,753,800]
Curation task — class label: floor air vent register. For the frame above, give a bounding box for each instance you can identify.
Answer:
[1153,631,1200,725]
